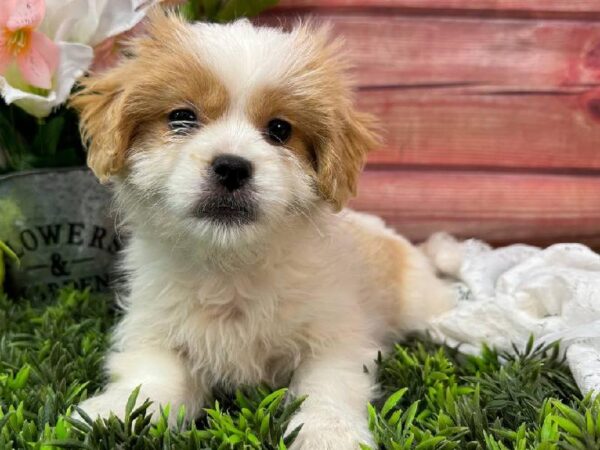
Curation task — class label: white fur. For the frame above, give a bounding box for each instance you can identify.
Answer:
[77,20,455,449]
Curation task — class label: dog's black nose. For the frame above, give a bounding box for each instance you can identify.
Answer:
[212,154,253,192]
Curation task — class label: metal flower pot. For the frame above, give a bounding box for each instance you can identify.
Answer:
[0,168,119,301]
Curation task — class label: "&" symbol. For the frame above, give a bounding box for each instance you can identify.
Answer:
[50,253,71,277]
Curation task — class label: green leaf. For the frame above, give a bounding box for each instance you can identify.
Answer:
[259,412,271,438]
[381,388,408,419]
[283,424,303,447]
[8,365,30,389]
[585,409,595,437]
[540,415,558,441]
[415,436,445,449]
[247,432,261,447]
[402,400,419,431]
[258,388,286,411]
[124,385,141,425]
[551,416,583,438]
[42,439,90,449]
[0,241,19,265]
[0,240,20,291]
[552,401,585,429]
[32,115,65,157]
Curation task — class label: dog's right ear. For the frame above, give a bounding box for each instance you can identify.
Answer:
[70,70,134,182]
[70,8,187,181]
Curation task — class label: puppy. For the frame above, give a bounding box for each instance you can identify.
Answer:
[71,10,455,449]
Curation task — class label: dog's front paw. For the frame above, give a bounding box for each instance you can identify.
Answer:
[287,409,373,450]
[73,387,159,423]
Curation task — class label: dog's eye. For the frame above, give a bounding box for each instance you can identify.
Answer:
[168,108,198,131]
[265,119,292,145]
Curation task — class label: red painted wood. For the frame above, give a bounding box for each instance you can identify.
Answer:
[259,15,600,89]
[276,0,600,16]
[351,169,600,247]
[259,4,600,246]
[256,14,600,170]
[358,87,600,169]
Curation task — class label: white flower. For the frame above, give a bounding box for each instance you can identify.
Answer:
[42,0,150,47]
[0,0,154,118]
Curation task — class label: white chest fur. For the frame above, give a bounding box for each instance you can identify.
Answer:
[114,231,361,390]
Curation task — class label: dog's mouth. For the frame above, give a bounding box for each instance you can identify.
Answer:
[194,195,258,226]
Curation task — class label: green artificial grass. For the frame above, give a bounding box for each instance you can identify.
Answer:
[1,289,599,449]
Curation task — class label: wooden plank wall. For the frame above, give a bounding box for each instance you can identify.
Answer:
[260,0,600,247]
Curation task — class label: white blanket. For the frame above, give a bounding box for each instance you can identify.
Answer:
[423,233,600,394]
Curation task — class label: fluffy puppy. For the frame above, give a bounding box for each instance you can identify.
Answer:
[71,10,455,449]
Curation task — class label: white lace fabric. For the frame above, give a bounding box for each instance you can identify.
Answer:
[424,235,600,394]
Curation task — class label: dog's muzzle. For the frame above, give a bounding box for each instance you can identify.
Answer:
[194,154,258,225]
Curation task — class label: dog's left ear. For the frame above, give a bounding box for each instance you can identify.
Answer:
[299,24,380,211]
[316,106,379,211]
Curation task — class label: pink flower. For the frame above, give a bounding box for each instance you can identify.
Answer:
[91,1,187,73]
[0,0,59,90]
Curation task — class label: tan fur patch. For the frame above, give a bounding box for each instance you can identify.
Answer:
[341,214,413,332]
[247,86,318,169]
[70,9,229,181]
[247,23,380,210]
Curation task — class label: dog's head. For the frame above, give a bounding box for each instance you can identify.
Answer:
[71,10,378,248]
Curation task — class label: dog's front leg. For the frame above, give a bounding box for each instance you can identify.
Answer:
[288,342,377,450]
[76,347,202,424]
